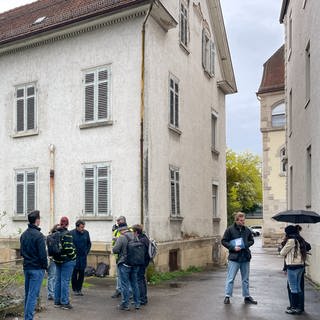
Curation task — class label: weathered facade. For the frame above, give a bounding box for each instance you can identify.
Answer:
[280,0,320,284]
[0,0,236,274]
[257,45,287,248]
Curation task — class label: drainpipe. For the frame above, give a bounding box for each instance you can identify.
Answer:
[49,144,56,229]
[140,1,154,226]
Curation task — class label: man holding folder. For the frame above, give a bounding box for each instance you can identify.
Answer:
[221,212,257,305]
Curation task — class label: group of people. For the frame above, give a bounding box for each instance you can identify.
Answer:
[221,211,311,315]
[111,216,151,311]
[20,210,91,320]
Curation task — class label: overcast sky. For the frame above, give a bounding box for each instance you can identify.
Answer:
[0,0,284,155]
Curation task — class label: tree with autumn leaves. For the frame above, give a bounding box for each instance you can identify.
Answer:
[226,149,262,226]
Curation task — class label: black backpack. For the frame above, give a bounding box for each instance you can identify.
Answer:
[124,234,145,266]
[46,231,66,257]
[95,262,109,277]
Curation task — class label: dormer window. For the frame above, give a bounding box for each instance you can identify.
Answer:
[33,16,46,25]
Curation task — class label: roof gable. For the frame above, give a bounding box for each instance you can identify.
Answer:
[0,0,148,45]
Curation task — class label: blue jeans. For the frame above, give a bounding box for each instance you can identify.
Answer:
[225,260,250,297]
[118,264,140,308]
[47,260,56,298]
[24,269,45,320]
[287,267,304,293]
[137,266,148,304]
[54,260,76,305]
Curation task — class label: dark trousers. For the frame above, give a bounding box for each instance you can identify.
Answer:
[137,266,148,304]
[71,268,85,292]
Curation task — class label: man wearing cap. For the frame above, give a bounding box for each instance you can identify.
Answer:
[111,216,127,298]
[20,210,48,320]
[112,223,140,311]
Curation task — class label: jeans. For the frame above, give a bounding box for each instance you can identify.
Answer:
[71,268,85,292]
[47,260,56,299]
[116,265,121,292]
[24,269,45,320]
[54,260,76,305]
[225,260,250,297]
[118,263,140,308]
[137,266,148,304]
[287,267,304,293]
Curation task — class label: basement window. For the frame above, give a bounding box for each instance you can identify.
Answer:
[33,16,46,25]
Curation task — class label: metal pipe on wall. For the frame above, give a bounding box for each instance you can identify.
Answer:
[49,144,55,229]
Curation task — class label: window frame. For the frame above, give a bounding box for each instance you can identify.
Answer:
[202,28,215,77]
[179,0,189,49]
[82,65,112,125]
[212,183,218,218]
[211,110,218,153]
[169,166,181,217]
[14,83,37,134]
[14,168,37,216]
[271,103,285,128]
[83,162,112,217]
[168,74,180,130]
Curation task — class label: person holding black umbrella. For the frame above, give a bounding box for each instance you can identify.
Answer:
[280,225,309,315]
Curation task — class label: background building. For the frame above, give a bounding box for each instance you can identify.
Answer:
[0,0,236,273]
[280,0,320,283]
[257,45,287,247]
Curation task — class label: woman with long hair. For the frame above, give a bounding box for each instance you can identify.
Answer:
[280,225,309,315]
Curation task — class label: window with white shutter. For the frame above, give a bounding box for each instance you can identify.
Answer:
[212,184,218,218]
[15,84,37,133]
[83,163,111,216]
[169,75,179,128]
[179,1,189,48]
[202,29,215,77]
[170,167,180,216]
[84,66,111,123]
[15,169,37,216]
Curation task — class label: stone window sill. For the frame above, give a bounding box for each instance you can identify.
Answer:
[79,120,113,129]
[170,216,184,222]
[168,125,182,136]
[12,130,39,138]
[80,216,114,221]
[179,42,190,55]
[12,216,28,221]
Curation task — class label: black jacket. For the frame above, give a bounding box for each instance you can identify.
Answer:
[221,223,254,262]
[70,229,91,269]
[20,224,48,270]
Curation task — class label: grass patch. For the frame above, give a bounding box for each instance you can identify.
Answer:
[148,266,203,285]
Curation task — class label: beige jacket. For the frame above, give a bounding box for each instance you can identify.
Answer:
[280,238,304,266]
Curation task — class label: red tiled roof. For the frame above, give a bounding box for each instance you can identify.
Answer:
[0,0,148,46]
[257,45,284,95]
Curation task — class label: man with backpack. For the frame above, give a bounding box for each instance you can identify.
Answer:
[112,223,141,311]
[132,224,150,305]
[70,219,91,296]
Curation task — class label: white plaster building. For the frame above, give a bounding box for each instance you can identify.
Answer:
[257,45,287,248]
[280,0,320,283]
[0,0,236,273]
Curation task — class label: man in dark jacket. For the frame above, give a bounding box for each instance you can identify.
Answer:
[221,212,257,305]
[20,210,47,320]
[70,219,91,296]
[132,224,150,305]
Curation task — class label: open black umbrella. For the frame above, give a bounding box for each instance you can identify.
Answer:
[272,210,320,224]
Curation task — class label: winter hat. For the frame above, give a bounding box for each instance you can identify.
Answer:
[285,225,297,236]
[60,216,69,228]
[117,223,128,231]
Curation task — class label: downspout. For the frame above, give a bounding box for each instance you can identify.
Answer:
[140,1,154,225]
[49,144,56,229]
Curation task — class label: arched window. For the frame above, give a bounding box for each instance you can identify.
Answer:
[272,103,285,127]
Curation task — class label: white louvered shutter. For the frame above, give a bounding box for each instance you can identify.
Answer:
[97,166,109,215]
[84,168,94,214]
[98,69,108,120]
[26,172,35,213]
[85,73,95,122]
[174,82,179,127]
[16,88,25,132]
[170,169,176,215]
[169,79,174,125]
[27,86,35,130]
[202,29,206,69]
[175,171,180,215]
[16,173,24,214]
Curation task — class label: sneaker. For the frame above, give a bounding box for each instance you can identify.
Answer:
[118,304,130,311]
[78,291,84,296]
[61,304,73,310]
[285,308,302,315]
[54,303,61,308]
[224,296,230,304]
[135,305,140,310]
[244,296,257,304]
[47,296,54,301]
[111,290,121,298]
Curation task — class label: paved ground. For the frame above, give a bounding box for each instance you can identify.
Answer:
[10,238,320,319]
